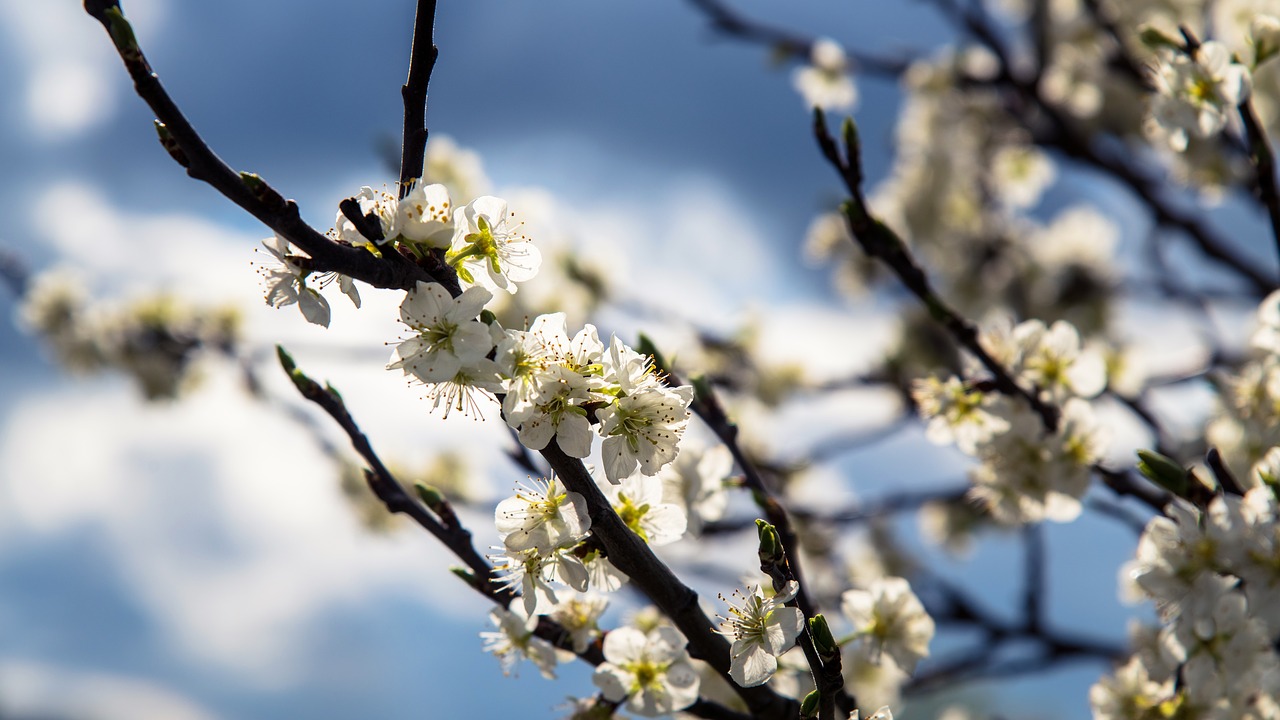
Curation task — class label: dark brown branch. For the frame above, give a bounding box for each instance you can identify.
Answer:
[278,347,509,605]
[84,1,435,292]
[683,0,911,76]
[813,111,1061,433]
[1240,96,1280,270]
[399,0,441,195]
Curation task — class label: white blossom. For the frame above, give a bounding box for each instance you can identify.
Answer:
[334,186,398,246]
[603,472,688,546]
[448,195,541,293]
[912,375,1010,455]
[548,594,609,654]
[598,382,695,485]
[841,576,934,674]
[716,581,805,687]
[592,625,700,717]
[396,180,455,247]
[1150,42,1252,152]
[256,235,331,327]
[792,38,858,110]
[480,605,559,679]
[658,441,732,535]
[494,475,591,554]
[388,282,494,384]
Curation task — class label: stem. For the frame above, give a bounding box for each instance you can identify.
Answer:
[399,0,441,196]
[1240,97,1280,275]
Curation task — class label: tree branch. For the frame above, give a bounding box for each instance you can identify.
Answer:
[1240,96,1280,271]
[399,0,441,196]
[538,442,799,720]
[83,1,435,292]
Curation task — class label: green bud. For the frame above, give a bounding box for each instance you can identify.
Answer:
[415,482,446,512]
[808,614,839,662]
[324,381,345,407]
[800,689,821,718]
[449,566,479,589]
[239,172,286,209]
[1137,449,1189,498]
[276,345,297,374]
[841,117,861,171]
[756,519,783,566]
[103,8,140,54]
[812,107,830,138]
[479,309,498,326]
[153,121,188,168]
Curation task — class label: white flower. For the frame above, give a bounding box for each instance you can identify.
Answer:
[1251,289,1280,354]
[491,545,591,617]
[1088,656,1174,720]
[495,475,592,554]
[658,441,732,535]
[256,235,331,327]
[968,398,1102,524]
[388,282,494,384]
[792,38,858,110]
[848,708,894,720]
[396,181,455,248]
[603,472,688,546]
[990,144,1055,209]
[598,383,695,485]
[548,594,609,653]
[592,625,700,717]
[911,375,1010,455]
[841,577,934,674]
[515,364,598,458]
[334,186,398,245]
[480,605,559,679]
[1150,42,1252,152]
[422,358,503,418]
[716,581,805,687]
[448,195,541,293]
[1013,319,1107,400]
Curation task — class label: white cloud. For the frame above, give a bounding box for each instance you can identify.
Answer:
[0,659,218,720]
[0,0,165,140]
[0,367,512,687]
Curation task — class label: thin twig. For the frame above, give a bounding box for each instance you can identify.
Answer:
[1240,96,1280,272]
[83,1,436,293]
[539,441,800,720]
[683,0,911,76]
[399,0,440,195]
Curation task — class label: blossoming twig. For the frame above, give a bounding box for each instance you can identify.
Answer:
[538,441,800,720]
[82,1,438,293]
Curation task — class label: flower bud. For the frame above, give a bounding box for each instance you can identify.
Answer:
[808,614,839,663]
[800,690,820,718]
[756,519,784,566]
[1252,15,1280,67]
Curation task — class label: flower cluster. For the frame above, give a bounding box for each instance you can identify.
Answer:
[1149,40,1252,152]
[1098,489,1280,717]
[389,290,696,483]
[19,270,239,400]
[913,316,1108,524]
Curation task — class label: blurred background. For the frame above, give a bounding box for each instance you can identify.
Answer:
[0,0,1230,717]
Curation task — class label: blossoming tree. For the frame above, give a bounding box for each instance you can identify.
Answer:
[10,0,1280,717]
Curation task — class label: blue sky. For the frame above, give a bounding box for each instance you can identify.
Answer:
[0,1,1175,718]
